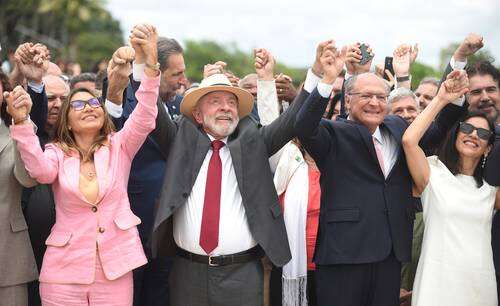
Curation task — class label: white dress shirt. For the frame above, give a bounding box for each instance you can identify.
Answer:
[173,135,257,255]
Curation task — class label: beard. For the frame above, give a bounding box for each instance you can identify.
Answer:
[203,112,239,138]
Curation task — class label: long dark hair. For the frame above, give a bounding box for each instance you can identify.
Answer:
[437,111,495,187]
[0,69,13,126]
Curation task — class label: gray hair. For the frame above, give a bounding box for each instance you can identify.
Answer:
[69,72,96,89]
[418,77,440,87]
[238,73,257,88]
[344,72,391,96]
[157,37,183,72]
[388,87,419,108]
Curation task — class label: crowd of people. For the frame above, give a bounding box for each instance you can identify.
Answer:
[0,23,499,306]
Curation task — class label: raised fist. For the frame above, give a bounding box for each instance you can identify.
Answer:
[203,61,227,79]
[129,23,158,65]
[437,70,469,103]
[15,42,50,83]
[254,48,275,81]
[320,42,347,84]
[454,33,484,62]
[4,86,32,122]
[312,40,334,76]
[107,46,135,103]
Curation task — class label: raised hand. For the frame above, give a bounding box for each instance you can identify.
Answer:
[393,44,412,77]
[437,70,469,103]
[375,63,394,88]
[129,23,158,66]
[254,48,275,81]
[320,42,347,84]
[454,33,484,62]
[15,42,50,83]
[275,74,297,102]
[203,61,227,79]
[107,46,135,104]
[312,40,334,76]
[345,42,374,75]
[4,86,33,123]
[224,71,240,87]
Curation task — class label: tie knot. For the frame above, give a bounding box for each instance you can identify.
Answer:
[211,140,225,151]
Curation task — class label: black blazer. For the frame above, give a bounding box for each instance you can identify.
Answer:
[295,89,466,265]
[150,90,310,267]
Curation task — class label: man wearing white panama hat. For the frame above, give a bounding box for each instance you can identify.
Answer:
[150,49,310,306]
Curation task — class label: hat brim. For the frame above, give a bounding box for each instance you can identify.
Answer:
[180,85,254,121]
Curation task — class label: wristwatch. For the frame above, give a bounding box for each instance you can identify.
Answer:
[396,75,411,82]
[145,62,161,71]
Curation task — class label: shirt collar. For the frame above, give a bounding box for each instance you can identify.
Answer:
[207,134,228,145]
[372,126,383,145]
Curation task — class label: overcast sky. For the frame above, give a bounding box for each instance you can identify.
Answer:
[106,0,500,69]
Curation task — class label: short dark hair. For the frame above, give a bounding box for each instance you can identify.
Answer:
[157,37,183,72]
[0,68,13,126]
[465,61,499,84]
[69,72,97,89]
[437,111,495,188]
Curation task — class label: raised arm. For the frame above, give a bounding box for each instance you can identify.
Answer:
[6,86,58,184]
[402,70,470,194]
[254,48,280,126]
[114,36,161,159]
[392,43,418,89]
[294,41,346,162]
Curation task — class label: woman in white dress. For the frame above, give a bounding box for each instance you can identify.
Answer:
[402,70,500,306]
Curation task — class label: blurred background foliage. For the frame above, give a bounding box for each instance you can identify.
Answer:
[0,0,496,87]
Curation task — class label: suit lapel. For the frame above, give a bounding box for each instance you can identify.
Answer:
[93,146,110,202]
[0,124,10,155]
[191,131,211,186]
[227,136,243,188]
[381,119,404,180]
[354,123,382,175]
[63,154,90,204]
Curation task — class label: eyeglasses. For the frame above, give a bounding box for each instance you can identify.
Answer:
[69,98,101,111]
[349,92,388,102]
[458,122,492,141]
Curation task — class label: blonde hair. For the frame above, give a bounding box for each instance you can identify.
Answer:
[52,87,115,161]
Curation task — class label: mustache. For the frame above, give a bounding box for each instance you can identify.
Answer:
[477,100,495,109]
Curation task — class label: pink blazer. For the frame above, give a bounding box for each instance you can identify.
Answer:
[10,75,160,284]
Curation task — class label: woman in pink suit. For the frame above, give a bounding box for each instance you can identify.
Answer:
[5,35,160,305]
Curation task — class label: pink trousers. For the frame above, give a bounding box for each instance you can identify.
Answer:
[39,254,133,306]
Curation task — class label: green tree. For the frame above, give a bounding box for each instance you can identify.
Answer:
[183,40,306,84]
[439,42,495,71]
[410,61,439,89]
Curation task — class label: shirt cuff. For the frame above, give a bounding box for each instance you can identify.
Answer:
[105,99,123,118]
[27,81,44,93]
[304,68,321,93]
[450,57,467,70]
[133,63,145,82]
[317,82,333,98]
[451,96,465,107]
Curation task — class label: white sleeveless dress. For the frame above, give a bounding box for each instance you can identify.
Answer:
[412,156,498,306]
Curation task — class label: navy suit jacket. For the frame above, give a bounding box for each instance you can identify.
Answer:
[110,80,181,248]
[295,89,466,265]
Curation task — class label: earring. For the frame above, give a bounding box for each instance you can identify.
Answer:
[482,154,487,168]
[68,126,72,131]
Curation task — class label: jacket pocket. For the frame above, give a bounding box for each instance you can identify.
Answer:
[10,216,28,232]
[270,203,283,219]
[327,207,360,222]
[114,211,142,230]
[45,231,72,247]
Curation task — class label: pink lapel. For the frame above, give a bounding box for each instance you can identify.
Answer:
[93,146,110,203]
[62,154,90,204]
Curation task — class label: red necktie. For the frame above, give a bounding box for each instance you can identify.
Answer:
[199,140,225,254]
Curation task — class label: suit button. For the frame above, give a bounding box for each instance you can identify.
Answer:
[91,206,98,213]
[98,227,105,233]
[182,193,188,198]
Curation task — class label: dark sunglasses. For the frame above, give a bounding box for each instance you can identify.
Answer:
[70,98,101,111]
[458,122,492,141]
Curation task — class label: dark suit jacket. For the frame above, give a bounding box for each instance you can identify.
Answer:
[150,90,310,267]
[295,89,466,265]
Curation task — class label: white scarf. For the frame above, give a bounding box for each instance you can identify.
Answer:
[274,142,309,306]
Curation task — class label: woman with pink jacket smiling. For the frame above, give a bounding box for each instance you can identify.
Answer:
[5,30,160,305]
